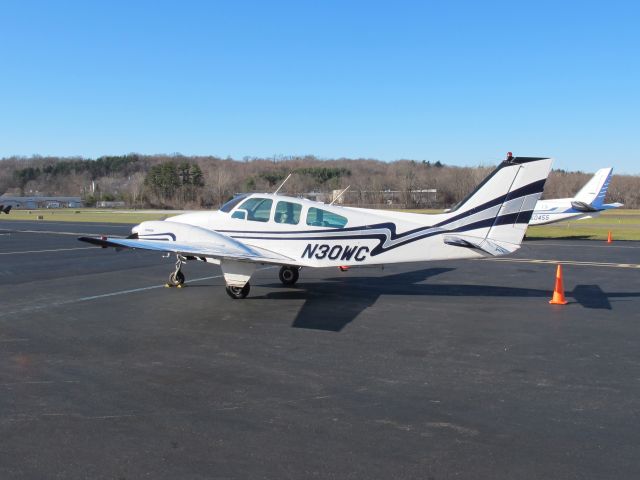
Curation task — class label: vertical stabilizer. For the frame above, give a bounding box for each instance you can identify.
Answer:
[574,167,613,209]
[441,156,553,255]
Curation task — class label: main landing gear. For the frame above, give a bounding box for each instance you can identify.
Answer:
[165,256,288,299]
[167,255,186,287]
[225,283,251,299]
[278,266,299,286]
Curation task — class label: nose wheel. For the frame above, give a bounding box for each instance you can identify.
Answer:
[167,255,186,287]
[168,270,185,286]
[279,266,299,285]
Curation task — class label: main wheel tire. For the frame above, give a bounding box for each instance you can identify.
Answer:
[226,282,251,299]
[278,266,299,285]
[169,270,185,286]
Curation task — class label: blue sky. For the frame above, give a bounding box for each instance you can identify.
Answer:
[1,0,638,173]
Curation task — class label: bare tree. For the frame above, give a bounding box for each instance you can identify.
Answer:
[1,154,639,209]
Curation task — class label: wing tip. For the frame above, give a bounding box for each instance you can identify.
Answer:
[78,236,120,248]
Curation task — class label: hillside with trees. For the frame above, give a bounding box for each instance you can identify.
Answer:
[0,154,638,209]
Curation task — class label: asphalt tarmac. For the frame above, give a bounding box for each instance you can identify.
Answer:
[1,220,640,479]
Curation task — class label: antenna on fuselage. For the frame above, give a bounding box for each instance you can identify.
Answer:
[330,185,350,205]
[273,173,292,195]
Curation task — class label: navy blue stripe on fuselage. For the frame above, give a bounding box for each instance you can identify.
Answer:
[139,232,177,241]
[230,210,534,257]
[432,179,545,227]
[210,178,545,257]
[216,179,546,238]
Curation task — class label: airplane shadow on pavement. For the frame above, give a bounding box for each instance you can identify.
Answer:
[254,267,639,331]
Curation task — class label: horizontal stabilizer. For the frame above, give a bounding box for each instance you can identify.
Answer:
[443,234,516,257]
[603,202,624,210]
[570,200,599,212]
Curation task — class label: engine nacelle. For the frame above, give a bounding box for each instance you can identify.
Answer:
[131,221,255,256]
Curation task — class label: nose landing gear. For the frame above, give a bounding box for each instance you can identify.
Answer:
[167,255,186,287]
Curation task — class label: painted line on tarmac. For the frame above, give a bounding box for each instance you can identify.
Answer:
[525,242,640,249]
[0,247,96,255]
[0,228,122,237]
[480,258,640,269]
[0,380,80,387]
[0,267,274,319]
[0,220,133,227]
[75,271,232,302]
[0,274,224,318]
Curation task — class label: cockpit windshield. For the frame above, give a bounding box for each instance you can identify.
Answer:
[219,194,249,213]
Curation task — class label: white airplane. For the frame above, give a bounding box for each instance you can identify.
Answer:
[530,167,623,225]
[80,155,553,299]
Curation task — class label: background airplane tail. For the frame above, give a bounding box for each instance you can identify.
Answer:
[441,156,553,256]
[574,167,613,209]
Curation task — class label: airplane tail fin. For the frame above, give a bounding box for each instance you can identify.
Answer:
[573,167,613,210]
[440,155,553,256]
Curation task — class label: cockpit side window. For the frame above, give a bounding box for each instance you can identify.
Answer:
[236,197,273,222]
[274,201,302,225]
[220,194,249,213]
[306,207,348,228]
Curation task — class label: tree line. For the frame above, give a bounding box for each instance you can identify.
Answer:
[0,154,638,209]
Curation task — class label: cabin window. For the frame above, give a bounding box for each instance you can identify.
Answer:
[220,194,249,213]
[306,207,348,228]
[274,201,302,225]
[236,197,273,222]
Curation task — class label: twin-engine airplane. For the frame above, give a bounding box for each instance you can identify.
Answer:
[530,167,622,225]
[80,155,553,299]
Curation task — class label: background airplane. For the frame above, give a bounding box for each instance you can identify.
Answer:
[80,155,553,299]
[530,167,622,225]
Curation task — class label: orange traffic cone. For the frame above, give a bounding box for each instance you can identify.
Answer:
[607,231,613,243]
[549,264,568,305]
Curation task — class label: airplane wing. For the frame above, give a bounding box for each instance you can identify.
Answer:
[78,234,298,266]
[570,200,599,212]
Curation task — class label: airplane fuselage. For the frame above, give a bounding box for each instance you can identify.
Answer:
[155,198,487,268]
[530,199,601,225]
